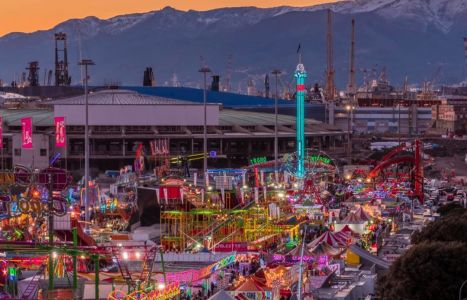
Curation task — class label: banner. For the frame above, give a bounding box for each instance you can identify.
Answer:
[155,188,160,204]
[163,188,168,205]
[21,117,33,149]
[194,172,197,186]
[54,116,66,147]
[0,116,3,149]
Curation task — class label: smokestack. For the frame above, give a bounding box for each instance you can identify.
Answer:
[211,75,220,92]
[143,67,155,86]
[265,74,270,98]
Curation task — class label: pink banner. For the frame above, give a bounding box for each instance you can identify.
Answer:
[54,116,66,147]
[21,117,33,149]
[0,116,3,149]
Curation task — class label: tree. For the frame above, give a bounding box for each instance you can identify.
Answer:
[437,202,466,217]
[377,241,467,300]
[411,211,467,244]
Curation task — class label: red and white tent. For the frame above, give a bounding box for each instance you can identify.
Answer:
[307,231,348,248]
[309,241,342,257]
[333,230,352,243]
[354,207,372,221]
[339,224,358,236]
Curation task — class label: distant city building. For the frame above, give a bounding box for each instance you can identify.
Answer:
[432,95,467,135]
[0,89,346,171]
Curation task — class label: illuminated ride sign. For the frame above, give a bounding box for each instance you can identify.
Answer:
[108,282,181,300]
[308,155,332,165]
[0,167,70,217]
[0,195,68,217]
[250,156,267,166]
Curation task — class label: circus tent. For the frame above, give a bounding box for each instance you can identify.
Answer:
[307,231,348,248]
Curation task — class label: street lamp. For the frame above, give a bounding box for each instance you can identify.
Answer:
[199,66,211,187]
[272,69,282,180]
[345,105,354,161]
[78,59,94,225]
[296,225,308,299]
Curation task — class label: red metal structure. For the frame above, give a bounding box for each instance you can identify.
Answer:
[367,140,423,203]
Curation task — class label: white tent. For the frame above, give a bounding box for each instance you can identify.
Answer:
[208,290,236,300]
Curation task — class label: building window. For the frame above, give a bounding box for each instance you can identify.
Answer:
[14,149,21,156]
[40,149,47,156]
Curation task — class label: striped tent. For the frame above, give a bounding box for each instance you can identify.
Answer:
[309,241,342,257]
[287,244,315,257]
[307,231,348,248]
[339,224,358,236]
[342,212,365,223]
[354,207,372,221]
[333,230,352,243]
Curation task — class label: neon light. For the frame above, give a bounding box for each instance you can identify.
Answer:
[308,155,331,165]
[250,156,267,165]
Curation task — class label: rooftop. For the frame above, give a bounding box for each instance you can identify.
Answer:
[43,89,197,105]
[219,109,320,126]
[0,109,53,127]
[0,108,332,130]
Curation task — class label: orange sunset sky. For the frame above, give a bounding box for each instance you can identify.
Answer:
[0,0,336,36]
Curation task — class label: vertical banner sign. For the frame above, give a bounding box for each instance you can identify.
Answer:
[21,117,33,149]
[54,116,66,147]
[194,172,197,186]
[163,188,168,205]
[0,116,3,149]
[156,188,160,205]
[180,188,184,204]
[254,187,259,204]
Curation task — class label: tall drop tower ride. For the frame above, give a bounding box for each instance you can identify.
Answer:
[295,61,307,178]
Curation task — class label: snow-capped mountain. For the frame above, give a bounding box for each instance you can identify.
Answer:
[0,0,466,88]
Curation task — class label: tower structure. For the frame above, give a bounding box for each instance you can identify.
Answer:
[347,18,356,95]
[265,74,270,98]
[211,75,220,92]
[27,61,40,87]
[54,32,71,86]
[143,67,155,86]
[295,61,307,178]
[325,9,335,101]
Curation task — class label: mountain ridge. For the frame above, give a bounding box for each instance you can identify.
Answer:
[0,0,465,89]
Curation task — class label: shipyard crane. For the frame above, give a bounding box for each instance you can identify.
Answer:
[347,18,356,95]
[223,54,233,92]
[325,9,336,101]
[428,65,443,90]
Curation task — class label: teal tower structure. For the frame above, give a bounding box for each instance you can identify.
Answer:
[294,62,307,178]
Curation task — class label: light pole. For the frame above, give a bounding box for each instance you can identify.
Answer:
[297,225,308,299]
[199,66,211,186]
[398,101,401,145]
[79,59,94,225]
[272,69,281,178]
[345,105,353,162]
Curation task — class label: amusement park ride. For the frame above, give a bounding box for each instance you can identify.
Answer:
[0,58,427,300]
